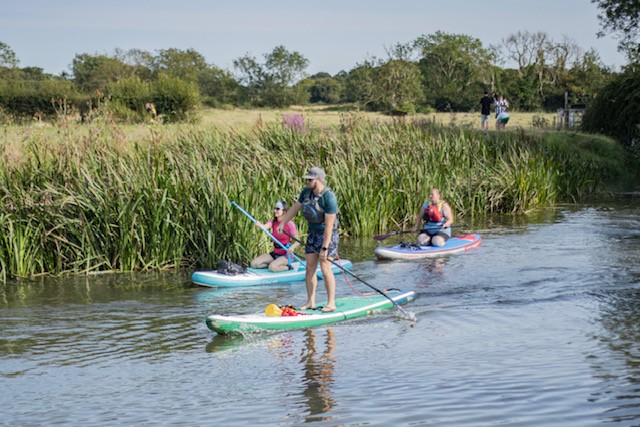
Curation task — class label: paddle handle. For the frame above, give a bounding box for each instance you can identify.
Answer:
[231,201,305,265]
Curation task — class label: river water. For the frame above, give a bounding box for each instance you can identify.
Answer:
[1,191,639,426]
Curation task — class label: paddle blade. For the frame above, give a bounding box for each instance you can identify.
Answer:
[265,304,282,317]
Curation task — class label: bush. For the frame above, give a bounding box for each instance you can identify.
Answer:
[151,77,200,123]
[107,77,151,120]
[99,77,200,123]
[0,79,77,120]
[531,114,550,129]
[582,69,640,147]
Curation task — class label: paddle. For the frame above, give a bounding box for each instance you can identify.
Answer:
[373,229,418,241]
[373,225,468,241]
[284,231,416,321]
[230,201,306,266]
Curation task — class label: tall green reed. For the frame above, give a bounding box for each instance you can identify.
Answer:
[0,120,627,279]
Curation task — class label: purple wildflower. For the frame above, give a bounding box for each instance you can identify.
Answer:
[282,113,307,135]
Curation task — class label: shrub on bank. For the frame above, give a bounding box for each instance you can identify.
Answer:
[0,79,77,121]
[582,68,640,147]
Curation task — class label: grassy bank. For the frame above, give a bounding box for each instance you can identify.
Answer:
[0,115,628,279]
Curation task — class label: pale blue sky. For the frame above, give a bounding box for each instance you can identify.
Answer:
[0,0,626,76]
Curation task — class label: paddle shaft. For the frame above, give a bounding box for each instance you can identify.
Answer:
[231,201,305,265]
[284,231,411,317]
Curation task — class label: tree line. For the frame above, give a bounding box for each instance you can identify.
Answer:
[0,30,617,118]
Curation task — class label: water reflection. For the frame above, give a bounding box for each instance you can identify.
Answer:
[583,191,640,424]
[422,257,448,275]
[0,272,192,308]
[300,328,336,423]
[592,289,640,424]
[204,328,337,422]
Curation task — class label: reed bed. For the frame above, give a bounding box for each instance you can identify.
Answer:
[0,118,627,279]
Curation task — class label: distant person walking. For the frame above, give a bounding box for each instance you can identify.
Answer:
[494,94,510,130]
[480,90,493,130]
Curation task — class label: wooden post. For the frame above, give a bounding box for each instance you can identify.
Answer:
[564,90,569,128]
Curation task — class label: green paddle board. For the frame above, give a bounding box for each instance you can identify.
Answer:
[205,289,416,335]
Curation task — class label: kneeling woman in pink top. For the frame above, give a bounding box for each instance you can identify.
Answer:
[250,200,300,272]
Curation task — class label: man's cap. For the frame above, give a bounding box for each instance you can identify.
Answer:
[302,166,326,181]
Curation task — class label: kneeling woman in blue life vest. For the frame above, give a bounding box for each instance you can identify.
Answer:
[413,188,454,247]
[250,200,300,272]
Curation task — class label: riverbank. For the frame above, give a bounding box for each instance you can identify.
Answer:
[0,117,630,278]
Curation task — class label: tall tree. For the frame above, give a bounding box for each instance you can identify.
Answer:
[582,67,640,145]
[372,58,424,113]
[297,73,344,104]
[501,31,582,109]
[592,0,640,63]
[344,44,423,113]
[502,31,550,78]
[0,41,19,68]
[344,62,375,105]
[153,48,209,82]
[564,49,612,105]
[71,53,138,93]
[233,45,308,107]
[198,66,240,106]
[414,32,496,111]
[117,48,155,81]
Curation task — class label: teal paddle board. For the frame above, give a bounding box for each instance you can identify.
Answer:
[192,259,353,287]
[205,289,416,335]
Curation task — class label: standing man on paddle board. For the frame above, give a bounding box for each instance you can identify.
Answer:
[414,188,453,247]
[277,166,339,312]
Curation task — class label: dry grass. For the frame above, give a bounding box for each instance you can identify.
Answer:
[0,105,558,164]
[199,105,558,131]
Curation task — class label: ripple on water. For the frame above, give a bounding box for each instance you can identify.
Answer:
[3,199,640,425]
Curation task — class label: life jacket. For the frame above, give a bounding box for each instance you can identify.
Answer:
[423,200,445,223]
[301,187,338,229]
[270,219,292,255]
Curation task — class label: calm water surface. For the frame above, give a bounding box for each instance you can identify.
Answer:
[1,192,640,426]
